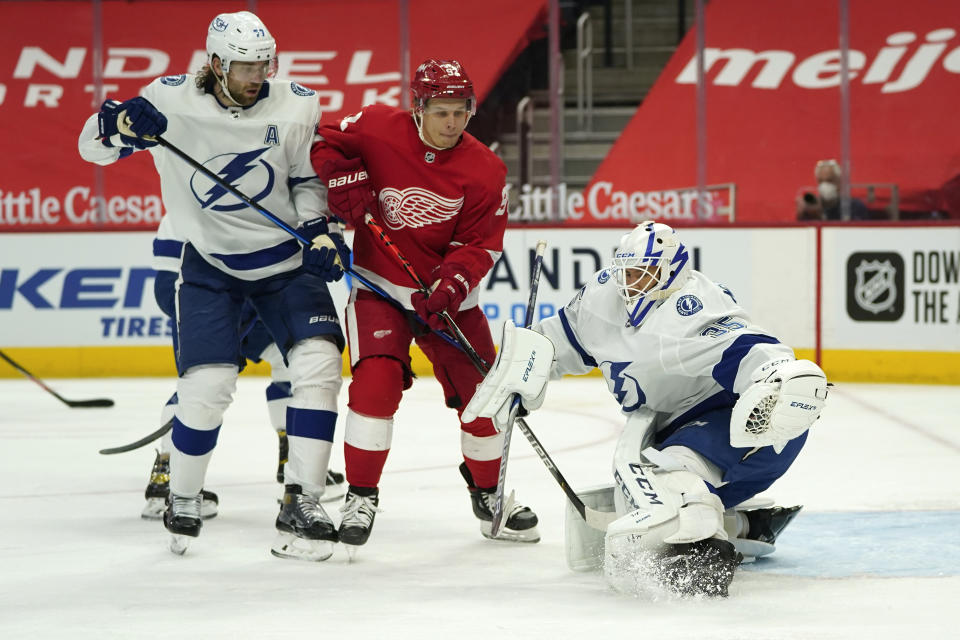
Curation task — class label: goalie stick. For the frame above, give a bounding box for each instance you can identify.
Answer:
[99,419,173,455]
[489,239,546,537]
[0,349,114,408]
[361,217,617,531]
[151,135,613,529]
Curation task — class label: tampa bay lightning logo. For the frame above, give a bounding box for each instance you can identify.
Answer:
[676,294,703,316]
[161,74,186,86]
[189,147,275,211]
[597,269,610,284]
[290,82,316,96]
[600,361,645,412]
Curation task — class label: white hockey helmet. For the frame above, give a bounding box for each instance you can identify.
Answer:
[206,11,277,76]
[612,220,692,327]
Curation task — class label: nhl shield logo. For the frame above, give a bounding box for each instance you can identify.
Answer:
[854,259,897,314]
[846,252,904,321]
[424,151,436,163]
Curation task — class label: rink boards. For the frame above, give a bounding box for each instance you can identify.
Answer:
[0,224,957,383]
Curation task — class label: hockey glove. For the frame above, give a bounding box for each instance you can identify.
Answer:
[730,359,829,453]
[411,262,470,331]
[299,217,352,282]
[98,97,167,149]
[320,157,377,225]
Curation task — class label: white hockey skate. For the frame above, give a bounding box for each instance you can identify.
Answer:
[271,484,338,562]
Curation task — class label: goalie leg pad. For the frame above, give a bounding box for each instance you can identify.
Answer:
[564,484,616,572]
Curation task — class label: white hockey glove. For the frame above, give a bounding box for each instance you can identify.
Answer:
[730,359,829,453]
[461,320,555,432]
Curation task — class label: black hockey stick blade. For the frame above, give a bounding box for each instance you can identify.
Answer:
[66,398,115,408]
[99,419,173,455]
[0,349,114,408]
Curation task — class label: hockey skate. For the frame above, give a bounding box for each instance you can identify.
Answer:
[163,492,202,555]
[726,503,803,560]
[274,432,346,502]
[272,484,338,562]
[459,463,540,543]
[141,450,218,520]
[322,469,347,502]
[338,486,380,558]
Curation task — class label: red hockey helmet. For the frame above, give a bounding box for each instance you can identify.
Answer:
[411,59,476,115]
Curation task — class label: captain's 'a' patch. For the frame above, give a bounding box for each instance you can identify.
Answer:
[264,125,279,146]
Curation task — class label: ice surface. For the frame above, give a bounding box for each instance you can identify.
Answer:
[0,376,956,639]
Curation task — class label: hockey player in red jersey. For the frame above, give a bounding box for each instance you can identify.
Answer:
[310,58,539,549]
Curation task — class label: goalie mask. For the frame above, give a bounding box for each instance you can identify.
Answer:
[612,221,692,327]
[206,11,278,102]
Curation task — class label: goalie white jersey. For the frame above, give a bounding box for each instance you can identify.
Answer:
[78,75,323,280]
[535,269,797,427]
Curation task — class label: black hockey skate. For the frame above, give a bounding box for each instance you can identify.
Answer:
[323,469,347,503]
[459,463,540,543]
[656,538,743,598]
[272,484,338,562]
[163,493,202,555]
[745,505,803,544]
[142,450,218,520]
[339,486,380,555]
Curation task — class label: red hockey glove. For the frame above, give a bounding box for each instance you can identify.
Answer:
[412,263,470,331]
[320,157,376,225]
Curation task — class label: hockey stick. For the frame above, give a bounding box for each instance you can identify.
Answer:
[0,349,114,408]
[489,239,546,537]
[99,418,173,455]
[360,217,614,530]
[153,135,433,325]
[362,213,491,370]
[153,136,611,527]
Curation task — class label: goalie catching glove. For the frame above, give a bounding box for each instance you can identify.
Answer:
[731,359,829,453]
[461,320,555,432]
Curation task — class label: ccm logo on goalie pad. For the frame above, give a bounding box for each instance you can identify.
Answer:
[790,401,819,411]
[328,171,368,188]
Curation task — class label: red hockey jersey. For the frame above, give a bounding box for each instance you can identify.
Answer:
[311,105,509,310]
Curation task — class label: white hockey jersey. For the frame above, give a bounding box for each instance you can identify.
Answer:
[78,75,323,280]
[535,269,797,428]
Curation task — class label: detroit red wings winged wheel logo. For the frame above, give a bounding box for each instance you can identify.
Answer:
[379,187,464,229]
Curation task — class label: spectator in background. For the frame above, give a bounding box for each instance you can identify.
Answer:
[796,159,870,221]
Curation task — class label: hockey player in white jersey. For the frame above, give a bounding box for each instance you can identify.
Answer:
[77,11,351,561]
[138,217,345,522]
[464,221,829,596]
